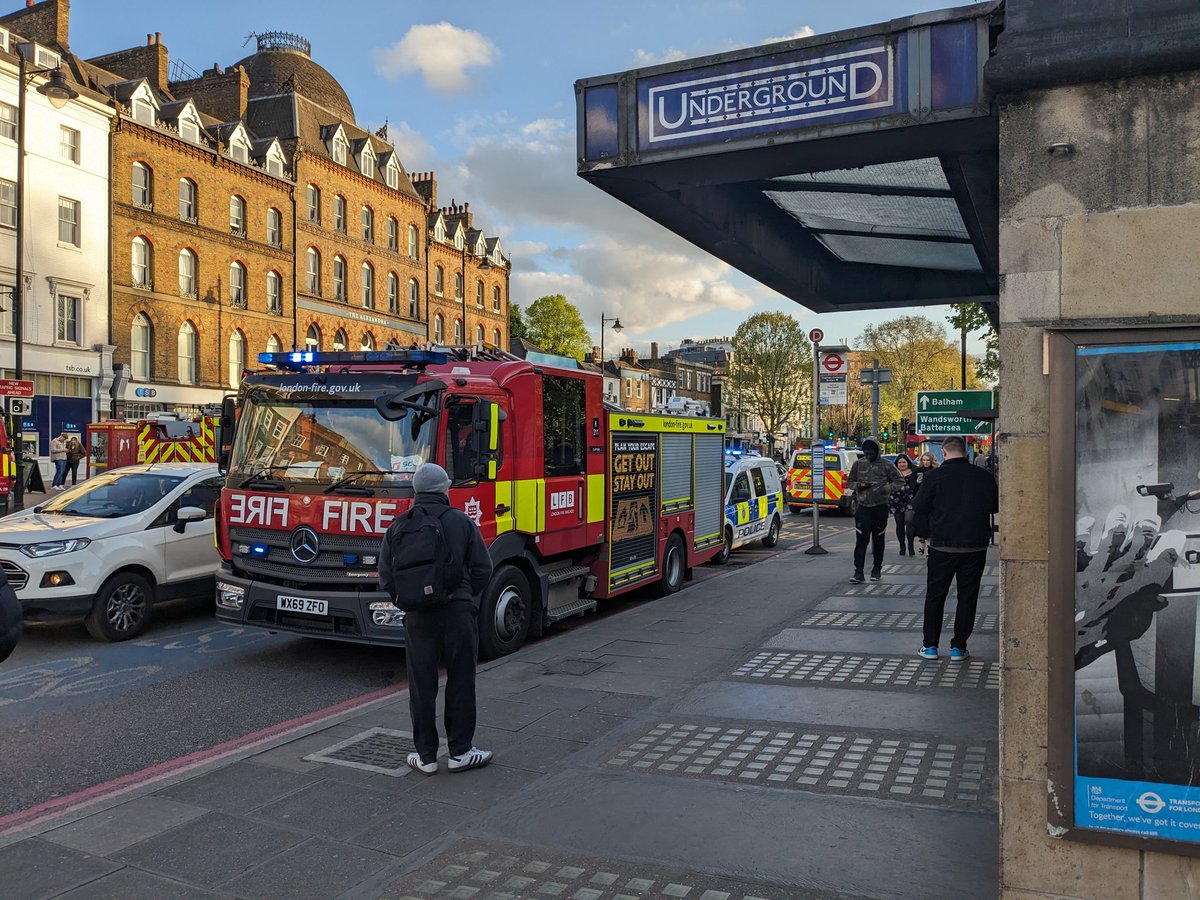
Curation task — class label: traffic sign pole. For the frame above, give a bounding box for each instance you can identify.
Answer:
[806,334,826,556]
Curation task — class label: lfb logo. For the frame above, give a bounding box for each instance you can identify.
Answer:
[550,490,576,512]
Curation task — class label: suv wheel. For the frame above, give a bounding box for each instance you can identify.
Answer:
[86,572,154,642]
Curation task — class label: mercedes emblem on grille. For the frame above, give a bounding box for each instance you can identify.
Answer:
[289,526,320,564]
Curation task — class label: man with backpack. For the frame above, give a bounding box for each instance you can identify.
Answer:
[379,463,494,775]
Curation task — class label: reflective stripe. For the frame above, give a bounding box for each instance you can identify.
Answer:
[586,474,605,523]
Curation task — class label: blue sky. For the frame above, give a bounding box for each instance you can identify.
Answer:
[67,0,983,355]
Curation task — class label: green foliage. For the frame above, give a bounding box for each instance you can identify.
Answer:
[508,302,529,344]
[857,314,964,425]
[523,294,591,359]
[727,312,813,444]
[947,303,999,384]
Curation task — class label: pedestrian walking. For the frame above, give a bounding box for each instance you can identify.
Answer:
[49,432,68,491]
[889,454,919,556]
[378,463,494,775]
[913,436,999,661]
[65,434,83,486]
[913,451,939,555]
[847,437,903,583]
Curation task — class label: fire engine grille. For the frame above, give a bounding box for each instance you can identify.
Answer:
[0,560,28,591]
[229,527,383,586]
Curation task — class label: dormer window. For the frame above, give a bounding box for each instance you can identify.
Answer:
[332,132,349,165]
[454,228,464,251]
[360,149,374,178]
[435,220,445,242]
[385,160,400,190]
[133,98,155,125]
[180,119,199,143]
[267,154,283,177]
[230,142,248,163]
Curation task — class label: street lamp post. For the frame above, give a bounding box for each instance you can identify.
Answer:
[598,313,623,365]
[11,49,79,511]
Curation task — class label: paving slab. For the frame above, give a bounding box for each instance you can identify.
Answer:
[220,836,397,899]
[41,796,208,856]
[156,760,321,812]
[401,762,543,811]
[55,867,221,899]
[0,838,120,900]
[250,779,415,838]
[351,797,475,857]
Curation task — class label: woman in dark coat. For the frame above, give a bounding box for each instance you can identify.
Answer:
[888,454,920,555]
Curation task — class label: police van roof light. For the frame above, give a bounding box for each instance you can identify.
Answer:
[257,350,450,370]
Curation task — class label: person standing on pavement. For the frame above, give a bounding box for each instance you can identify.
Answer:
[847,437,903,583]
[889,455,919,556]
[912,452,939,555]
[379,462,494,775]
[49,432,68,491]
[913,436,999,661]
[65,434,83,486]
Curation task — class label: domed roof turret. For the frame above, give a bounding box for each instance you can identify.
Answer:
[236,31,354,122]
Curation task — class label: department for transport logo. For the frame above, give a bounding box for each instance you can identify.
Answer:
[643,42,893,147]
[289,526,320,564]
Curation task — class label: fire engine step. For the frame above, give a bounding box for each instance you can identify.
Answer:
[545,564,591,585]
[545,595,597,624]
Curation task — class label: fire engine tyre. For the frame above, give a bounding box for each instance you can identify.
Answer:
[762,515,781,548]
[712,527,733,565]
[85,572,154,642]
[655,534,686,597]
[478,565,531,660]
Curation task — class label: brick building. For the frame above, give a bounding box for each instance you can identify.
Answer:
[642,340,714,414]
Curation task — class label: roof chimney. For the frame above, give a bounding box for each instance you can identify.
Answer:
[650,341,659,359]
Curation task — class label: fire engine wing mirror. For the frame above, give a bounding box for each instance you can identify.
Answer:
[218,397,236,475]
[472,401,505,480]
[375,392,437,422]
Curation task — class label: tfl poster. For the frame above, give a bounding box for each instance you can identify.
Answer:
[1074,341,1200,841]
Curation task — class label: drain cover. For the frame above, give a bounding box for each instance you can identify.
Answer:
[542,657,605,676]
[304,727,417,776]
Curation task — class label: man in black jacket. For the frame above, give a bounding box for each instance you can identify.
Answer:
[380,463,494,774]
[913,437,999,661]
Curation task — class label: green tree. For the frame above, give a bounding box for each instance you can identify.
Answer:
[857,315,960,426]
[947,303,998,385]
[727,312,812,452]
[523,294,591,359]
[508,302,529,344]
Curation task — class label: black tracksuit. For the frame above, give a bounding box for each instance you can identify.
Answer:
[912,457,998,650]
[380,491,493,763]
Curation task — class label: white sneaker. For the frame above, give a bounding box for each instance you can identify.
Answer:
[406,752,437,775]
[447,747,492,772]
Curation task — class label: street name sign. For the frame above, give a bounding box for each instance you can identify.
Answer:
[0,379,34,398]
[915,389,994,435]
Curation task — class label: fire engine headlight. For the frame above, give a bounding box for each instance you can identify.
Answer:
[20,538,91,558]
[216,580,246,610]
[369,601,404,627]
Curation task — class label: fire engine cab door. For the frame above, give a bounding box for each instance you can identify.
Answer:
[541,375,588,545]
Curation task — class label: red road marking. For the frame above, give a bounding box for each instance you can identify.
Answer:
[0,682,406,838]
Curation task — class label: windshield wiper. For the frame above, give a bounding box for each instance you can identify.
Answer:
[322,469,398,495]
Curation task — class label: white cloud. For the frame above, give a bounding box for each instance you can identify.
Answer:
[373,23,498,93]
[631,47,689,66]
[761,26,816,44]
[384,121,439,171]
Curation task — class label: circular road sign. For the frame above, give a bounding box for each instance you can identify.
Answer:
[822,353,845,373]
[808,328,824,344]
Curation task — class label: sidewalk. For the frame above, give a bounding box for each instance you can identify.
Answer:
[0,528,999,899]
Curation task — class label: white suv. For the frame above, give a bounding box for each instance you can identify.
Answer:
[0,463,224,641]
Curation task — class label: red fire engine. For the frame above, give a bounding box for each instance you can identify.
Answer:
[86,415,218,476]
[214,348,727,658]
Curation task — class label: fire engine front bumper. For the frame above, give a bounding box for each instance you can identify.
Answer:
[215,573,407,647]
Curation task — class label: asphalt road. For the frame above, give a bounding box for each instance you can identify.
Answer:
[0,521,834,818]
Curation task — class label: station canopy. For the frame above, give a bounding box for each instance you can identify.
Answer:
[575,3,1000,315]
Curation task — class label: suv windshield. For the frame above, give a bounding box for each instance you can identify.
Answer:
[41,471,185,518]
[228,392,439,489]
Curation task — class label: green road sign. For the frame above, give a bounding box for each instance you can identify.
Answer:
[915,389,994,436]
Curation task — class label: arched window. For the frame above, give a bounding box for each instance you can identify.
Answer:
[361,332,375,351]
[492,285,501,311]
[178,248,197,298]
[360,262,374,308]
[178,321,197,384]
[475,324,484,344]
[131,162,152,207]
[408,278,419,318]
[333,195,346,233]
[454,318,463,344]
[332,328,348,351]
[131,236,152,288]
[333,255,346,300]
[229,261,246,306]
[493,328,502,347]
[178,178,196,221]
[266,270,282,314]
[229,195,245,235]
[305,323,321,350]
[476,280,484,307]
[306,247,321,293]
[266,334,281,354]
[361,206,374,243]
[266,207,282,247]
[306,184,320,222]
[228,330,245,387]
[387,217,399,251]
[387,272,399,315]
[407,224,418,258]
[434,266,444,296]
[434,314,444,343]
[453,273,463,301]
[131,313,151,380]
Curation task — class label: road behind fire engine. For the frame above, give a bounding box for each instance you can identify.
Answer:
[0,530,814,818]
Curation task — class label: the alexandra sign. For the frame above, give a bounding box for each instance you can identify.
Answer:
[638,41,898,150]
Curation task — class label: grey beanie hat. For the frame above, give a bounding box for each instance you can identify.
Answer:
[412,462,451,494]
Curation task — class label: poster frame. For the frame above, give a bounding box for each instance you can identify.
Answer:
[1047,325,1200,855]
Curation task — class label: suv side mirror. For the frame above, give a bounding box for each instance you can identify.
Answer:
[174,505,206,533]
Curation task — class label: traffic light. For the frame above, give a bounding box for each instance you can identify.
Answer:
[828,428,834,439]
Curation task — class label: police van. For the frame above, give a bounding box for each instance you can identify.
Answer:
[714,455,784,563]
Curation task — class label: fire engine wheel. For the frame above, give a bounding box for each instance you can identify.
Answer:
[85,572,154,642]
[655,534,686,597]
[478,565,531,660]
[712,527,733,566]
[762,515,781,548]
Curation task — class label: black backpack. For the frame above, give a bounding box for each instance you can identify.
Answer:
[383,506,457,611]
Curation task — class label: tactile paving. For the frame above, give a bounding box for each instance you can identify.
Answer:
[795,611,999,631]
[879,563,999,577]
[605,722,994,809]
[837,582,998,598]
[303,727,416,776]
[731,651,999,691]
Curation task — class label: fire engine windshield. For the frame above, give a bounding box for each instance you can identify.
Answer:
[227,393,438,490]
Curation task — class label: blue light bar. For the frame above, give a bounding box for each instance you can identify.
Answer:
[257,350,450,370]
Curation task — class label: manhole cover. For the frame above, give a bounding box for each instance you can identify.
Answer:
[542,657,605,676]
[732,651,1000,691]
[605,722,995,809]
[795,611,999,631]
[303,727,417,776]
